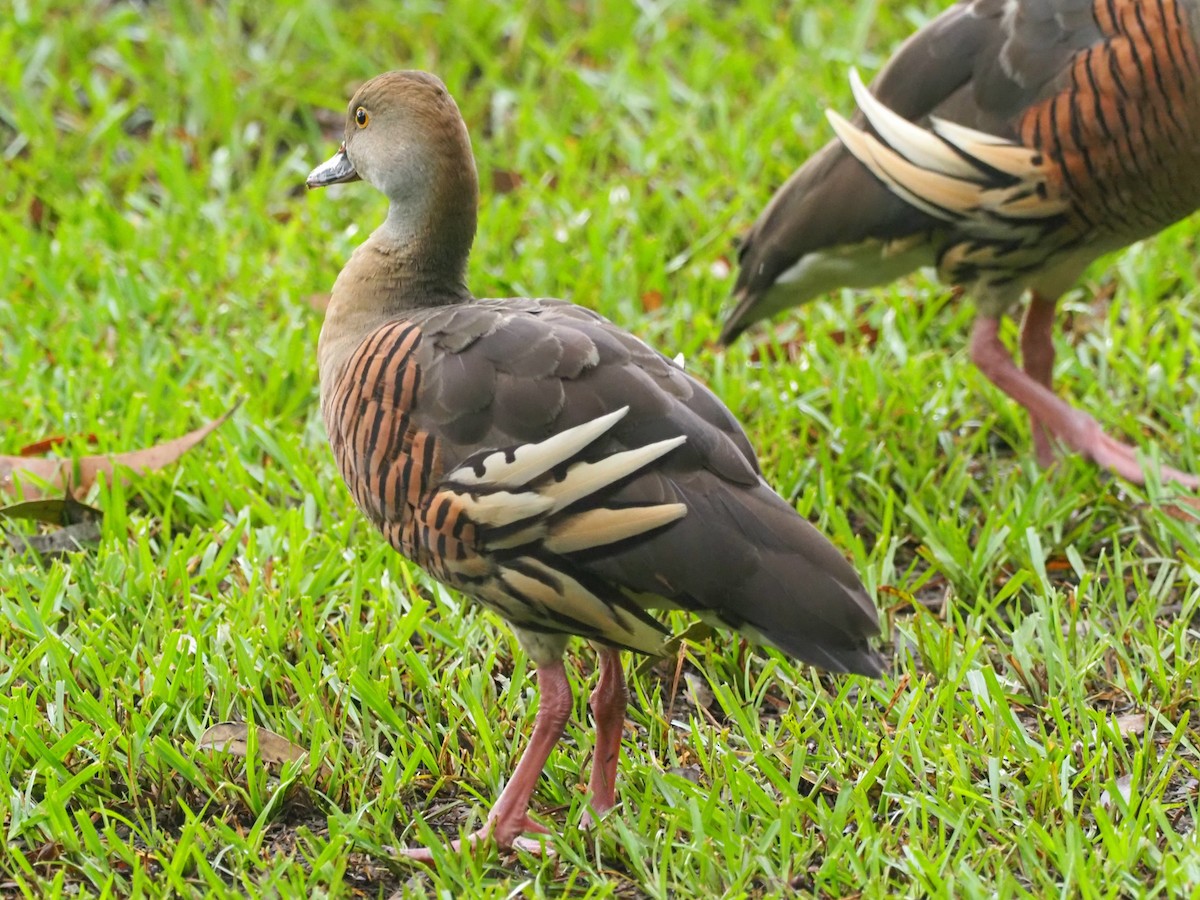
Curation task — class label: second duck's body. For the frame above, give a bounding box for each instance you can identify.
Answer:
[724,0,1200,488]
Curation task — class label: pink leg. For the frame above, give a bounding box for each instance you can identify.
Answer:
[400,660,573,862]
[1020,293,1058,468]
[970,316,1199,488]
[581,646,627,827]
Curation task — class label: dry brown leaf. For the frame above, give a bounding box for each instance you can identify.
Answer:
[196,721,332,779]
[1115,711,1146,738]
[491,168,523,194]
[20,433,99,457]
[30,196,55,232]
[641,290,664,312]
[0,402,239,501]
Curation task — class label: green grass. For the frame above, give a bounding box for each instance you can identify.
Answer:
[3,0,1200,896]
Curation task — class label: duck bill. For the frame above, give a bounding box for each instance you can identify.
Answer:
[306,143,360,189]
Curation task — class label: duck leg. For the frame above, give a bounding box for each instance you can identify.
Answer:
[582,646,628,826]
[399,660,573,862]
[1019,293,1058,468]
[970,316,1199,488]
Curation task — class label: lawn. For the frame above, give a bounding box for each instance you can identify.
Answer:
[3,0,1200,896]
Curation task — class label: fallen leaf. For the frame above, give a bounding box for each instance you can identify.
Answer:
[29,196,53,232]
[27,840,62,864]
[1,497,104,559]
[1114,711,1146,738]
[6,521,102,558]
[0,496,101,526]
[641,290,663,312]
[1100,773,1134,810]
[491,168,523,194]
[0,402,240,500]
[196,721,332,779]
[20,433,100,456]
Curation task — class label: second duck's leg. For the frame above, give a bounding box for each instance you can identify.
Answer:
[1019,292,1058,468]
[970,316,1198,488]
[582,645,628,827]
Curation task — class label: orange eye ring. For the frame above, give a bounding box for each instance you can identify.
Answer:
[355,106,369,127]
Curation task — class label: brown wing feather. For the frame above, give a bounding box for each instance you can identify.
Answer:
[409,299,881,674]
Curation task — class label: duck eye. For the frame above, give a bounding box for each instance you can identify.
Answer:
[355,106,369,127]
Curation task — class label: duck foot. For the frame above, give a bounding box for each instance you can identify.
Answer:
[972,315,1198,489]
[397,814,555,863]
[396,660,572,864]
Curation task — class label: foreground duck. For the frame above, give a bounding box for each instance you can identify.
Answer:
[723,0,1200,488]
[306,70,882,860]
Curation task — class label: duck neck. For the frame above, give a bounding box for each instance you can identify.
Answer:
[376,192,476,294]
[317,190,477,395]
